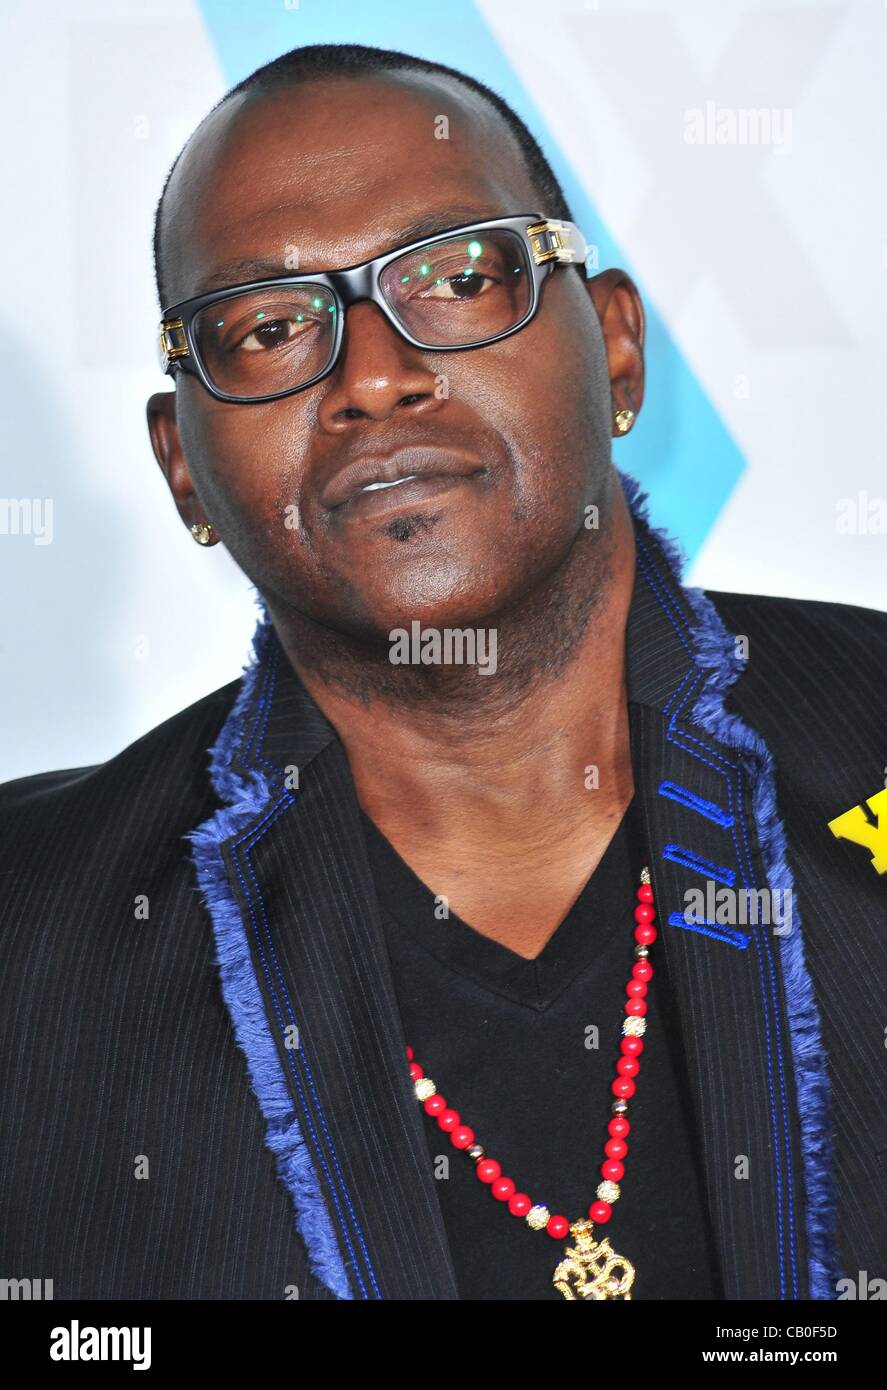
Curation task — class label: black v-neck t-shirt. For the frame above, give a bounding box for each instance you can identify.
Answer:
[361,798,723,1301]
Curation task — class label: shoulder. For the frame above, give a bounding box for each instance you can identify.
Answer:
[697,586,886,760]
[702,586,887,674]
[703,585,887,635]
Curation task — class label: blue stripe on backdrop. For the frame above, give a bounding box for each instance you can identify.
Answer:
[197,0,745,563]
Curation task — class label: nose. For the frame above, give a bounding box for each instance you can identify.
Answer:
[316,298,444,427]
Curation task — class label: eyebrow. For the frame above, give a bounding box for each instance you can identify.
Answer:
[192,206,511,297]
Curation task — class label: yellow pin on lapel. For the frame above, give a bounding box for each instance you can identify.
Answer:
[827,787,887,874]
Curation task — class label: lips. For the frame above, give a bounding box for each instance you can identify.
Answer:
[321,446,484,511]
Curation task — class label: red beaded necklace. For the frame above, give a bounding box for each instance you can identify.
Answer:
[405,865,657,1300]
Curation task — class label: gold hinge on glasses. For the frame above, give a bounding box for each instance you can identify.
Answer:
[526,219,584,266]
[158,317,190,373]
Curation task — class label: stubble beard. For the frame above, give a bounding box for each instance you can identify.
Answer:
[264,475,621,720]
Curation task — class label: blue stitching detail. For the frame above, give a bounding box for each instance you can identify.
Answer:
[666,912,751,949]
[633,544,700,663]
[661,843,737,887]
[658,780,734,828]
[248,643,281,774]
[663,665,704,720]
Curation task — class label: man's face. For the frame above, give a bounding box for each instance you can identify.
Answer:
[150,74,623,641]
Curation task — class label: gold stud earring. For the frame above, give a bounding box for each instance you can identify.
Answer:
[190,521,217,546]
[613,408,635,436]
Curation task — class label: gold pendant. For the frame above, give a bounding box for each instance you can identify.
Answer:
[552,1220,636,1300]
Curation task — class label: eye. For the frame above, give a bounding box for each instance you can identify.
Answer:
[237,317,303,352]
[422,270,497,301]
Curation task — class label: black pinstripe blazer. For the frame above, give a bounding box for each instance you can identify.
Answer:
[1,471,885,1301]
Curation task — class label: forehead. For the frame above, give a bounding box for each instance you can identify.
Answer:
[162,73,541,304]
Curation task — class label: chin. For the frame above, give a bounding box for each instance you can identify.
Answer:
[352,581,516,643]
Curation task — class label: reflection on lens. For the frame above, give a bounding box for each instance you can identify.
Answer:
[193,285,337,397]
[380,229,531,345]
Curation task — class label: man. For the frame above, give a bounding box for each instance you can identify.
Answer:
[1,42,885,1303]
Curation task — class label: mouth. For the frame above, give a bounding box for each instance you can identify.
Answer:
[322,446,487,515]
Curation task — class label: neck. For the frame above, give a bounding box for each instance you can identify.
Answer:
[266,474,637,856]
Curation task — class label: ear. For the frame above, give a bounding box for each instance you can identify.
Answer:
[146,388,219,542]
[585,269,645,429]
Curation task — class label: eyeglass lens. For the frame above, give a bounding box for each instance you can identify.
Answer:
[190,228,533,398]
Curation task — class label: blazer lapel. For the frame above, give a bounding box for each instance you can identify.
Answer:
[621,468,840,1300]
[188,466,840,1302]
[189,610,459,1300]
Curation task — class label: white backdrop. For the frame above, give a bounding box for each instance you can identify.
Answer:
[1,0,884,782]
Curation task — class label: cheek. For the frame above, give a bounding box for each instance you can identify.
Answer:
[180,401,311,554]
[512,276,610,470]
[486,383,595,547]
[461,311,601,517]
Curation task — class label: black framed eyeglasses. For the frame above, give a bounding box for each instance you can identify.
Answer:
[157,213,589,404]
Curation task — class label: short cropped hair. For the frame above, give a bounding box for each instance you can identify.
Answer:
[153,41,578,310]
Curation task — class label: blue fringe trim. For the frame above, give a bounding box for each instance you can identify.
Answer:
[186,593,352,1300]
[618,466,841,1299]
